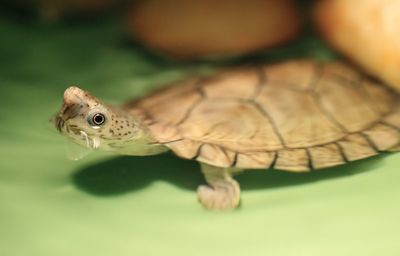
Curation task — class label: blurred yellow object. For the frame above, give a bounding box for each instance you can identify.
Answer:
[314,0,400,92]
[127,0,302,60]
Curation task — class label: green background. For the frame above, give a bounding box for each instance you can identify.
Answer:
[1,14,400,256]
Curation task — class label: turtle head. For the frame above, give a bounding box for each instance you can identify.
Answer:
[54,86,141,151]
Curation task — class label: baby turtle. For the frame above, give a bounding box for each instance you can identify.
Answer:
[54,59,400,210]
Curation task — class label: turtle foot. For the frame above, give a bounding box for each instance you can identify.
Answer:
[197,183,240,211]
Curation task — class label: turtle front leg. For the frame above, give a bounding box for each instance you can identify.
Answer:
[197,163,241,211]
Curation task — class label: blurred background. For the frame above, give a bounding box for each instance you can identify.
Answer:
[1,1,400,255]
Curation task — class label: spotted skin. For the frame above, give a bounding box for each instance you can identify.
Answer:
[54,86,167,155]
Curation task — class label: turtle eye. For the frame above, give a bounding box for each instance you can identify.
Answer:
[88,113,106,127]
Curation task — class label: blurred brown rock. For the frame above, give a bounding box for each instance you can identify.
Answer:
[127,0,302,60]
[314,0,400,92]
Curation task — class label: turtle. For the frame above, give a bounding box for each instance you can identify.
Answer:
[54,59,400,210]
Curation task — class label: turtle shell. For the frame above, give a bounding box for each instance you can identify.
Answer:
[127,60,400,171]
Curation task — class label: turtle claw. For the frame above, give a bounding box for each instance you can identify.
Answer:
[197,183,240,211]
[197,164,242,211]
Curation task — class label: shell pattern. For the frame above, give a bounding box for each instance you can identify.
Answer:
[127,60,400,172]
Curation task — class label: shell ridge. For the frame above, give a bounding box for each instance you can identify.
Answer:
[359,133,381,153]
[333,73,388,116]
[133,60,400,171]
[305,148,314,171]
[381,120,400,131]
[312,89,349,133]
[249,100,287,147]
[191,143,204,160]
[334,142,349,163]
[270,152,278,169]
[250,66,268,99]
[175,89,205,125]
[309,60,323,91]
[231,152,239,168]
[170,115,399,153]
